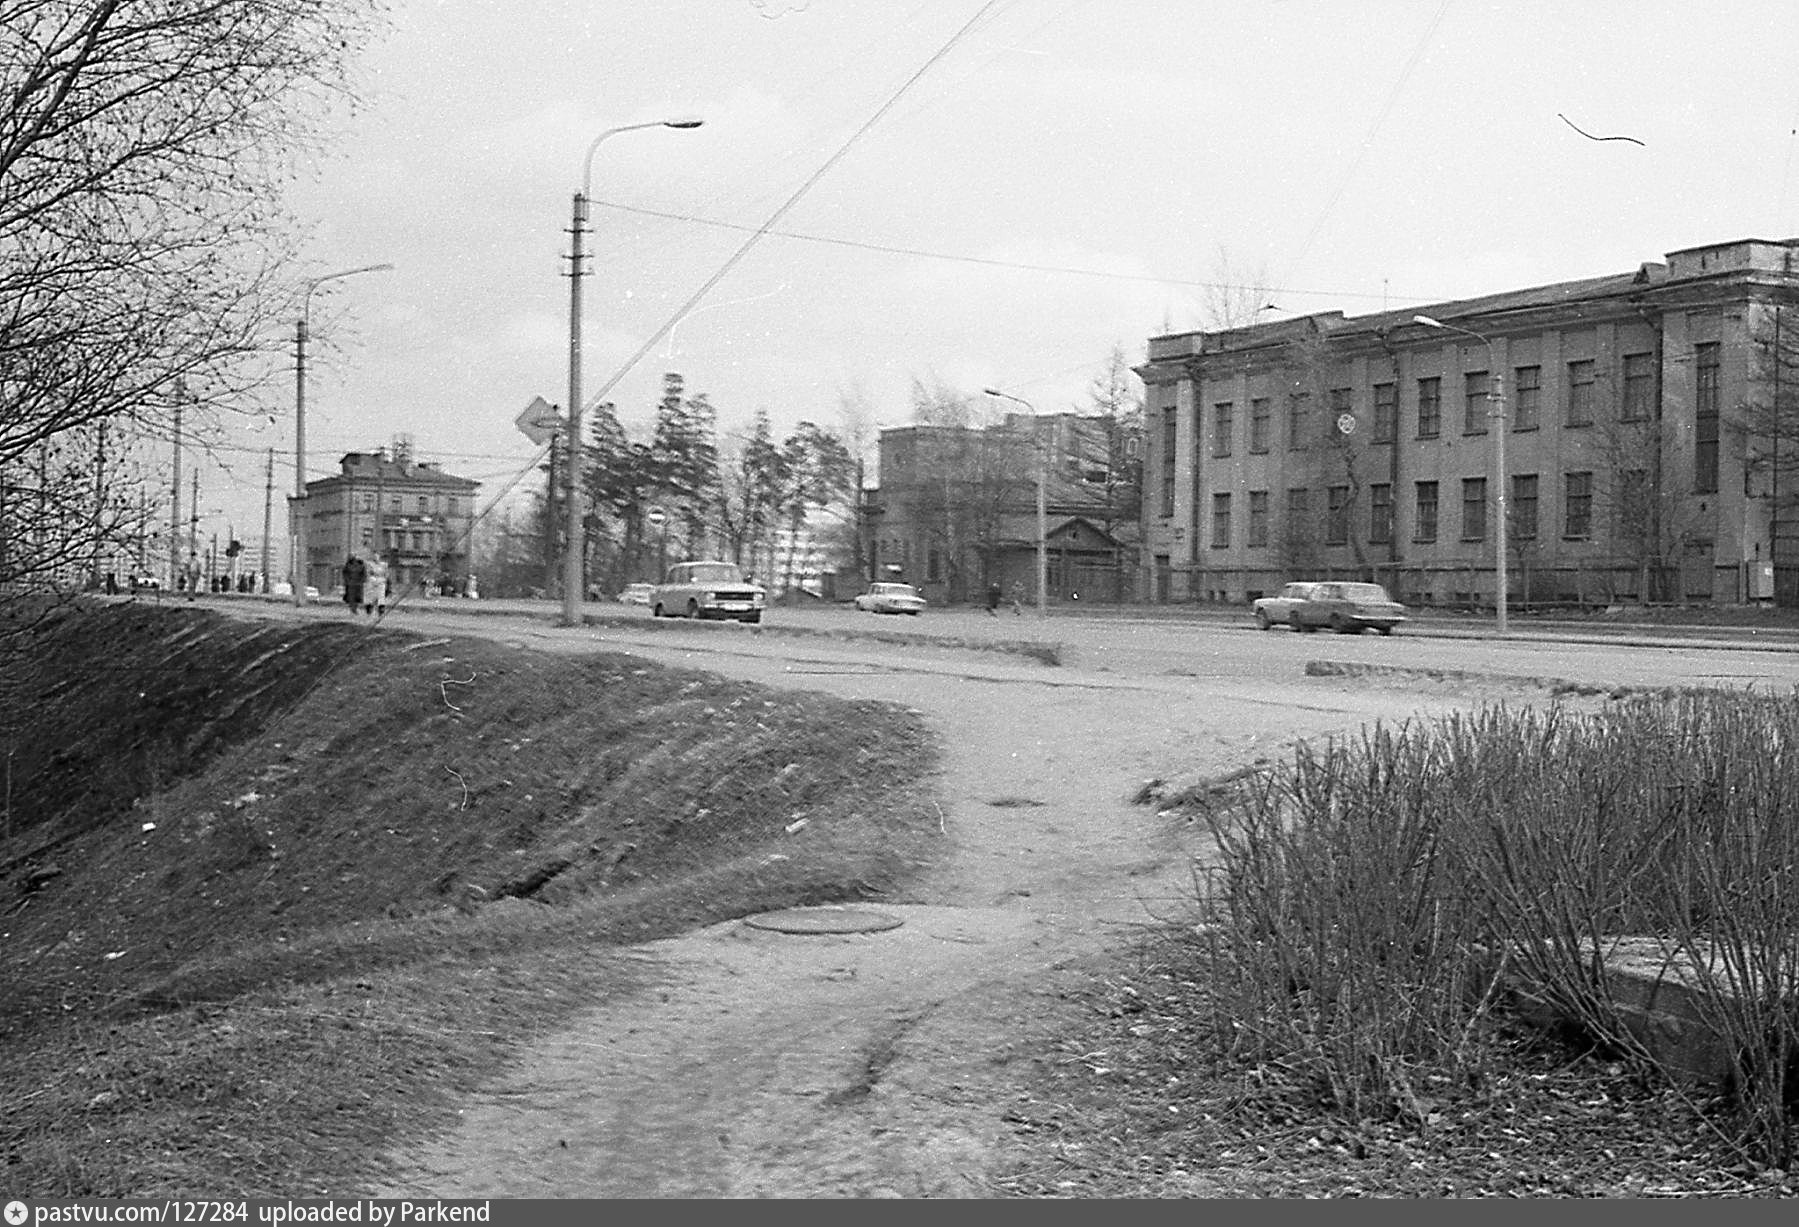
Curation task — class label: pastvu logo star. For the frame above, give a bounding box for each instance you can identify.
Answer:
[4,1200,29,1226]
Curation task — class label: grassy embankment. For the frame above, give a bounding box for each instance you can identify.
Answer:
[0,600,942,1196]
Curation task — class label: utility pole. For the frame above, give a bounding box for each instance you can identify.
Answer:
[189,470,199,589]
[261,447,274,593]
[92,420,108,589]
[169,396,182,591]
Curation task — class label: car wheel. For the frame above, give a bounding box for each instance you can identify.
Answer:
[743,612,761,624]
[906,610,919,616]
[687,599,701,619]
[1379,625,1394,636]
[651,603,664,618]
[1331,614,1350,634]
[1256,610,1273,631]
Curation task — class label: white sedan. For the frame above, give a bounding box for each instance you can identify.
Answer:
[1252,581,1322,630]
[854,582,927,615]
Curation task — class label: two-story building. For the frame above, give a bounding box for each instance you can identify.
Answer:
[289,439,480,597]
[864,413,1141,605]
[1138,237,1799,609]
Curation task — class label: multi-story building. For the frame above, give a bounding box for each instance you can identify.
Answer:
[864,412,1141,605]
[1138,237,1799,609]
[288,438,480,597]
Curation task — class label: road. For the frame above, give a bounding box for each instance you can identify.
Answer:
[195,594,1799,1195]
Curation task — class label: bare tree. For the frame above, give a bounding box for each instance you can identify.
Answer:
[1200,246,1276,330]
[0,0,380,598]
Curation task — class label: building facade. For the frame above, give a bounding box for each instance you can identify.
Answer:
[288,440,480,597]
[864,413,1141,605]
[1138,237,1799,609]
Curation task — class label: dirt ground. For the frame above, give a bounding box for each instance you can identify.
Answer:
[356,613,1502,1197]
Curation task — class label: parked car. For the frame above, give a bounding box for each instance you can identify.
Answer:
[1252,581,1321,631]
[1292,581,1407,635]
[651,560,766,623]
[853,581,927,616]
[616,582,655,606]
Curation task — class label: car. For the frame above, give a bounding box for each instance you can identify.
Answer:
[616,582,655,606]
[1252,581,1322,631]
[1291,581,1407,635]
[651,560,766,623]
[853,581,927,615]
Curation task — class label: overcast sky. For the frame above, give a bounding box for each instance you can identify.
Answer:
[188,0,1799,550]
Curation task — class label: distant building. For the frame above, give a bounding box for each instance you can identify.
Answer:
[1138,237,1799,608]
[288,438,480,597]
[863,413,1141,605]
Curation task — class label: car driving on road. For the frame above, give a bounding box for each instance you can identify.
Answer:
[1252,581,1321,630]
[1291,581,1407,635]
[651,561,766,623]
[853,582,927,615]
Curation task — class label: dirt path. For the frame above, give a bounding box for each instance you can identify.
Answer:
[360,615,1485,1197]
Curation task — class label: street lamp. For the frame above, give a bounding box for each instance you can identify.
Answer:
[1415,314,1509,634]
[294,262,394,606]
[983,387,1048,617]
[564,115,703,627]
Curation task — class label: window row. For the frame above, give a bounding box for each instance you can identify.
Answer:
[1209,471,1614,549]
[1202,351,1668,459]
[357,492,464,515]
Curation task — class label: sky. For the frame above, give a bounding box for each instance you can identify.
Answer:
[182,0,1799,556]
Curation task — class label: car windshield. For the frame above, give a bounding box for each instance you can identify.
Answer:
[683,564,745,583]
[874,584,918,597]
[1339,583,1393,601]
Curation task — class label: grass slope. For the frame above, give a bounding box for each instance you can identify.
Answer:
[0,601,941,1196]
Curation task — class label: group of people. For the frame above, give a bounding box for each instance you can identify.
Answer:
[340,553,389,616]
[985,580,1026,616]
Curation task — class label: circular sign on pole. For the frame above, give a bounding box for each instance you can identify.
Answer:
[645,506,667,529]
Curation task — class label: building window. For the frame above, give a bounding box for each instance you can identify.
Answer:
[417,497,429,514]
[1248,490,1269,546]
[1513,365,1541,431]
[1462,476,1487,541]
[1414,481,1438,543]
[1329,387,1353,435]
[1287,392,1310,451]
[1372,382,1397,443]
[1326,484,1350,545]
[1512,473,1538,540]
[389,494,402,511]
[360,492,375,510]
[1286,487,1310,541]
[1564,470,1594,539]
[1249,397,1271,453]
[1213,401,1234,458]
[1566,359,1596,426]
[1370,482,1393,544]
[1619,468,1650,543]
[1211,492,1231,548]
[1159,407,1176,517]
[446,497,459,515]
[1622,352,1655,421]
[1695,342,1720,493]
[1416,377,1441,439]
[1463,371,1490,435]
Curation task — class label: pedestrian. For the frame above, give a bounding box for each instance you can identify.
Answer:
[363,553,388,616]
[1010,579,1025,616]
[341,554,366,615]
[104,572,118,596]
[985,581,1003,616]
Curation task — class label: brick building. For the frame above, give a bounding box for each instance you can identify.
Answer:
[289,439,480,598]
[1138,237,1799,609]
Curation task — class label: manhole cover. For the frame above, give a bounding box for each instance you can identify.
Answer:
[741,906,904,935]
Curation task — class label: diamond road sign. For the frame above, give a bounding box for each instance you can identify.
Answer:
[514,396,561,446]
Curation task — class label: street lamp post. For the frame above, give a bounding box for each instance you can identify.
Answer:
[984,387,1049,617]
[294,262,394,606]
[564,116,703,627]
[1415,315,1508,634]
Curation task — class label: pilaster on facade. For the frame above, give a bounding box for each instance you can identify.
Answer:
[1137,237,1799,609]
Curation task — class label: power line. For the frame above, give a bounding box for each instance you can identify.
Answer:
[590,197,1435,305]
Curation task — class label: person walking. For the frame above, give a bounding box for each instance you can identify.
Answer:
[985,581,1003,616]
[341,554,367,615]
[1010,579,1025,616]
[363,552,388,616]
